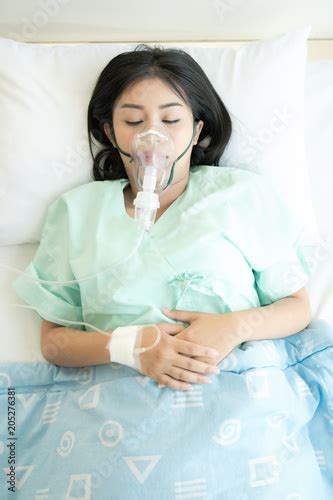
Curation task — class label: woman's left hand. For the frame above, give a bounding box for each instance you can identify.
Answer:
[161,308,242,366]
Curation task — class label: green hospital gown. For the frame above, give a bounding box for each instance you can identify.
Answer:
[12,165,312,334]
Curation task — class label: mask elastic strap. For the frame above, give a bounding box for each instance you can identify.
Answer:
[113,139,135,163]
[166,120,198,188]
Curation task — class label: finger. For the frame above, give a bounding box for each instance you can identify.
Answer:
[163,323,186,335]
[191,354,219,365]
[162,309,195,322]
[176,338,219,358]
[168,366,213,385]
[174,354,220,375]
[158,374,193,391]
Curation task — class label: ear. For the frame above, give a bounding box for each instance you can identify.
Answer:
[103,122,116,148]
[193,120,204,145]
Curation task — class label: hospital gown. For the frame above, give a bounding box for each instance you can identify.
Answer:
[11,165,333,500]
[12,164,311,334]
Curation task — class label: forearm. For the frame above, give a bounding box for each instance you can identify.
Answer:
[230,296,312,344]
[42,326,112,367]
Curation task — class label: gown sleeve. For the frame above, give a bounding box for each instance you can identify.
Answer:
[12,195,85,330]
[223,171,313,306]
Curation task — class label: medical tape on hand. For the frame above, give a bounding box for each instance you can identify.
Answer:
[4,302,161,374]
[1,219,161,364]
[106,324,161,373]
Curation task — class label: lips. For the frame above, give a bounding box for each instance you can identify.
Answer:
[144,150,154,163]
[143,150,166,164]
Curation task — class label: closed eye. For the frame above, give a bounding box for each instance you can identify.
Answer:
[125,120,180,126]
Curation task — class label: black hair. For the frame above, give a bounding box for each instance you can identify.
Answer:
[87,44,232,181]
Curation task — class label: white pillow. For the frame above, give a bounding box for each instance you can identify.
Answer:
[0,27,317,252]
[304,60,333,239]
[186,26,318,249]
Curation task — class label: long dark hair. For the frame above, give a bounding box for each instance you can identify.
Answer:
[87,44,232,181]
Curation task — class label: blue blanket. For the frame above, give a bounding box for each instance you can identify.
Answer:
[1,319,333,499]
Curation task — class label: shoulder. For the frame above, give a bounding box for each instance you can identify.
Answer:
[192,164,269,195]
[47,179,118,212]
[41,180,121,236]
[40,180,121,249]
[192,165,293,223]
[61,179,112,202]
[192,164,262,181]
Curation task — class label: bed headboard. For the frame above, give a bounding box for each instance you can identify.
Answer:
[1,0,332,59]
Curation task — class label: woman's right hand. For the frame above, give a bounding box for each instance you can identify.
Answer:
[138,322,220,391]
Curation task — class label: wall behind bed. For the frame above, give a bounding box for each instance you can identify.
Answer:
[0,0,332,60]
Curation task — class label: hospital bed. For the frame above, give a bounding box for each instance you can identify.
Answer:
[1,1,333,363]
[0,1,333,498]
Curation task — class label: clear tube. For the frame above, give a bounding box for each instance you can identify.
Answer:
[3,303,161,359]
[1,224,147,333]
[0,125,173,341]
[1,224,146,287]
[1,221,161,356]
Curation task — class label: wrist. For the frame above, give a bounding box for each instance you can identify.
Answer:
[107,325,141,367]
[216,312,244,349]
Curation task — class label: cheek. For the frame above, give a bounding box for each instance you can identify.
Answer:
[172,132,193,159]
[115,125,134,151]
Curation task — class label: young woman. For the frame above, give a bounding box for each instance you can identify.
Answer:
[13,44,311,392]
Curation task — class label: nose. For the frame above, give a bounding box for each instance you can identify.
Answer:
[144,115,166,130]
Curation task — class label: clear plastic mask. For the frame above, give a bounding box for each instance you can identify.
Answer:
[131,123,175,193]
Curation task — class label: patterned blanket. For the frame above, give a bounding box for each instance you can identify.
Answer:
[1,319,333,499]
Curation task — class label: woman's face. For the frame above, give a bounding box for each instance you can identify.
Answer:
[103,77,204,190]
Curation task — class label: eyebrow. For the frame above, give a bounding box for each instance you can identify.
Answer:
[120,102,183,110]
